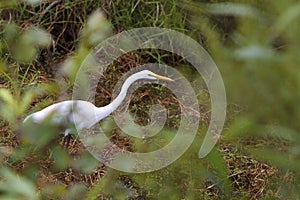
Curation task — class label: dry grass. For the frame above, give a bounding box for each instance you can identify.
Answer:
[222,144,278,199]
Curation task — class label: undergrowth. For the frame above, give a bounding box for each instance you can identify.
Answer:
[1,0,300,199]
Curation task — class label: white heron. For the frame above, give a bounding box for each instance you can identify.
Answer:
[23,70,174,136]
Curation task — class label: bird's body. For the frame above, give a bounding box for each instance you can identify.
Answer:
[24,100,102,135]
[23,70,173,135]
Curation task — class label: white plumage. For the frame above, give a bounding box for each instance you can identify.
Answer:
[23,70,173,135]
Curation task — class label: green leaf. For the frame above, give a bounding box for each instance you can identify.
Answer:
[234,45,276,61]
[85,175,109,200]
[0,0,17,8]
[13,28,51,63]
[265,125,300,142]
[81,10,112,48]
[250,148,300,171]
[25,28,51,47]
[0,167,39,200]
[273,2,300,34]
[22,119,58,148]
[0,88,14,105]
[25,0,42,6]
[205,3,262,18]
[71,151,99,173]
[13,34,37,63]
[20,89,37,114]
[0,89,16,122]
[64,183,87,200]
[41,183,67,199]
[0,60,6,73]
[52,146,71,170]
[2,23,19,44]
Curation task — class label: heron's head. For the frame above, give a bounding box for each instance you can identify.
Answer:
[139,70,174,82]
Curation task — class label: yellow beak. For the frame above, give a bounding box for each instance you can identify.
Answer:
[150,74,174,82]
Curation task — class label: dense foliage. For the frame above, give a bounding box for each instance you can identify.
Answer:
[1,0,300,199]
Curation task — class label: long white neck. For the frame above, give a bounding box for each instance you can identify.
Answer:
[94,73,146,121]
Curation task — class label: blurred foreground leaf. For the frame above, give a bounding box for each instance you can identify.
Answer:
[62,10,112,83]
[0,88,18,122]
[52,146,71,171]
[1,23,51,63]
[72,151,99,174]
[0,167,39,200]
[273,2,300,34]
[206,3,263,18]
